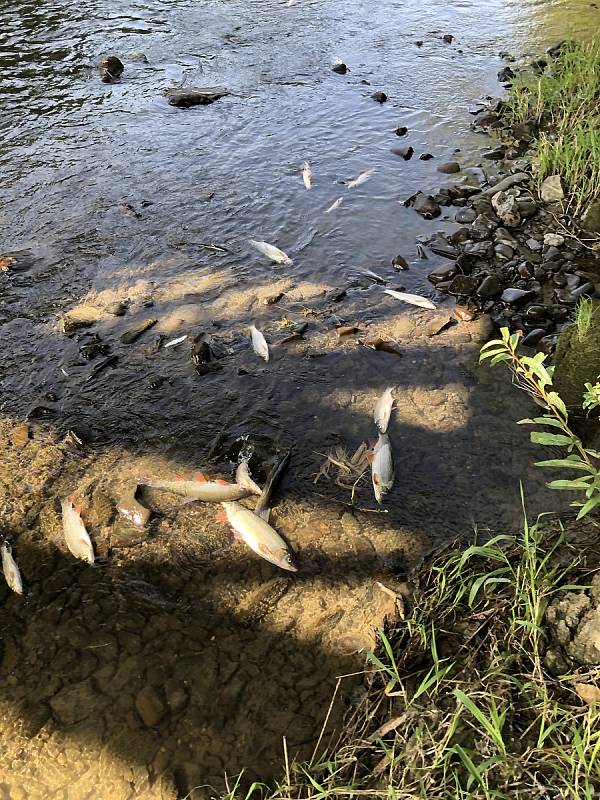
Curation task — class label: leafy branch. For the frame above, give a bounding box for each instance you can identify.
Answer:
[480,327,600,519]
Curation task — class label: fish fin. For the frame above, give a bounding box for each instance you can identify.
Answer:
[259,543,273,556]
[74,505,83,515]
[215,510,228,524]
[194,472,208,483]
[175,474,185,481]
[215,479,231,486]
[232,529,243,541]
[366,451,374,464]
[257,508,271,522]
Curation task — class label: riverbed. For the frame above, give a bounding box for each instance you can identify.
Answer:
[0,0,598,797]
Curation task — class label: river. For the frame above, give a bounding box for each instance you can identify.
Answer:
[0,0,598,797]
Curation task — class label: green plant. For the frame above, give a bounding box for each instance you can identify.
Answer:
[576,297,595,342]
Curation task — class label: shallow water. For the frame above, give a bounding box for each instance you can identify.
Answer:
[0,0,599,796]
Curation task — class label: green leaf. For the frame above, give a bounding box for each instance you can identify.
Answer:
[576,494,600,520]
[530,432,574,447]
[535,458,595,472]
[479,348,509,362]
[547,479,593,490]
[546,391,568,418]
[480,339,506,352]
[490,353,511,366]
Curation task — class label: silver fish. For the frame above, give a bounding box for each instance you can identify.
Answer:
[383,288,437,310]
[61,497,95,564]
[235,460,263,496]
[371,433,394,504]
[325,197,344,214]
[302,161,312,190]
[221,501,297,572]
[164,335,188,348]
[347,170,373,189]
[361,269,386,284]
[139,474,252,502]
[1,543,23,595]
[248,239,292,264]
[374,387,395,433]
[250,324,269,362]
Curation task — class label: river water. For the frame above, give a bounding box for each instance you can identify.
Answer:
[0,0,598,798]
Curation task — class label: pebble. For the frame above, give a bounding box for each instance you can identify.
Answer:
[428,266,457,284]
[437,161,461,174]
[453,304,477,322]
[501,288,535,304]
[470,214,497,241]
[540,174,564,203]
[332,62,348,74]
[105,301,127,316]
[494,243,514,260]
[428,236,458,258]
[394,126,408,137]
[392,146,414,160]
[98,56,124,82]
[543,246,562,262]
[463,241,494,259]
[371,91,387,103]
[264,292,284,305]
[455,208,476,224]
[544,233,565,247]
[120,318,157,344]
[448,275,479,296]
[419,153,435,160]
[412,193,441,219]
[442,33,454,43]
[526,238,542,252]
[60,306,103,332]
[392,254,409,270]
[525,305,547,321]
[522,328,547,346]
[136,685,167,727]
[477,275,501,298]
[483,147,506,160]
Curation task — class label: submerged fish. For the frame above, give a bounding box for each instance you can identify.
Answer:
[139,473,252,502]
[347,170,373,189]
[235,460,263,496]
[1,543,23,595]
[248,239,292,265]
[250,324,269,362]
[220,501,297,572]
[383,288,437,310]
[371,433,394,504]
[61,497,95,564]
[325,197,344,214]
[374,387,395,433]
[302,161,312,190]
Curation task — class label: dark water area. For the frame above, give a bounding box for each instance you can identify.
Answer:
[0,0,599,797]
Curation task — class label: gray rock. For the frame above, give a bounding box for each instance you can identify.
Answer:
[491,191,521,227]
[437,161,461,174]
[105,301,127,317]
[470,214,497,241]
[477,275,501,298]
[120,318,157,344]
[501,287,535,304]
[428,236,458,258]
[455,208,476,224]
[395,126,408,136]
[480,172,529,197]
[463,240,494,259]
[135,685,167,727]
[412,193,441,219]
[522,328,547,346]
[428,267,457,284]
[392,146,414,160]
[540,174,564,203]
[494,243,514,261]
[371,91,387,103]
[165,87,229,107]
[544,233,565,247]
[581,199,600,234]
[483,147,506,161]
[127,51,148,63]
[544,246,562,262]
[332,62,348,74]
[98,56,124,83]
[447,275,479,296]
[526,238,542,252]
[392,254,409,270]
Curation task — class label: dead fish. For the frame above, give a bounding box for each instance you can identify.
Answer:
[235,460,263,496]
[1,543,23,595]
[416,243,428,260]
[383,288,437,310]
[370,433,394,504]
[374,387,395,433]
[61,497,95,564]
[361,269,386,284]
[164,335,188,349]
[363,337,402,356]
[325,197,344,214]
[219,501,297,572]
[302,161,312,190]
[139,473,252,502]
[117,486,151,527]
[347,170,373,189]
[250,324,269,362]
[248,239,292,265]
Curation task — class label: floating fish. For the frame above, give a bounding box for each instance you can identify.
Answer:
[1,543,23,595]
[139,473,252,502]
[164,335,188,349]
[370,433,394,504]
[302,161,312,190]
[374,387,395,434]
[250,325,269,362]
[248,239,292,265]
[361,269,387,284]
[325,197,344,214]
[235,459,263,496]
[61,497,95,564]
[220,501,297,572]
[347,170,373,189]
[383,288,437,310]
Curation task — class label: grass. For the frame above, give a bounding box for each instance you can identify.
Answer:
[220,502,600,800]
[575,297,595,342]
[506,38,600,215]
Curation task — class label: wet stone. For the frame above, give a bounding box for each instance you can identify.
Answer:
[371,91,387,103]
[98,56,124,82]
[525,304,547,321]
[332,61,347,74]
[392,146,414,160]
[412,192,441,219]
[105,301,127,316]
[165,86,229,107]
[428,236,458,259]
[419,152,434,160]
[447,275,479,296]
[526,238,542,252]
[470,215,497,241]
[501,288,535,304]
[483,147,506,160]
[522,328,547,346]
[455,208,476,224]
[494,243,514,260]
[477,275,501,298]
[426,314,454,336]
[463,240,494,259]
[437,161,461,174]
[120,318,157,344]
[428,266,456,284]
[453,304,477,322]
[392,254,409,270]
[394,126,408,136]
[135,685,167,727]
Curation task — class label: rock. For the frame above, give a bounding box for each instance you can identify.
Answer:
[98,56,124,83]
[363,337,402,356]
[9,423,30,448]
[50,680,97,726]
[543,246,562,262]
[165,679,189,714]
[463,241,494,259]
[264,292,284,305]
[525,304,547,321]
[497,66,516,83]
[455,208,476,224]
[332,61,348,74]
[127,51,148,63]
[60,306,103,332]
[426,314,454,336]
[494,242,514,260]
[517,198,538,219]
[453,304,476,322]
[0,250,36,272]
[135,686,166,727]
[117,486,150,527]
[521,328,547,346]
[442,33,453,43]
[501,288,535,304]
[540,174,564,203]
[572,282,594,299]
[480,172,530,197]
[491,191,521,227]
[428,236,458,259]
[466,315,495,343]
[120,318,157,344]
[470,215,497,241]
[336,325,359,337]
[371,91,387,103]
[581,199,600,234]
[547,40,567,59]
[419,153,434,160]
[412,193,441,219]
[341,512,361,536]
[437,161,461,174]
[164,87,229,107]
[544,233,565,247]
[392,146,414,160]
[105,301,127,316]
[526,238,542,252]
[428,267,456,284]
[447,275,479,296]
[477,275,501,298]
[394,126,408,137]
[392,254,409,270]
[483,147,506,161]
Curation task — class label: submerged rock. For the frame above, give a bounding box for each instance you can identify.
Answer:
[394,126,408,137]
[412,193,441,219]
[455,208,476,224]
[332,61,348,74]
[437,161,461,174]
[60,306,103,332]
[392,146,414,160]
[371,91,387,103]
[98,56,124,83]
[164,87,229,107]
